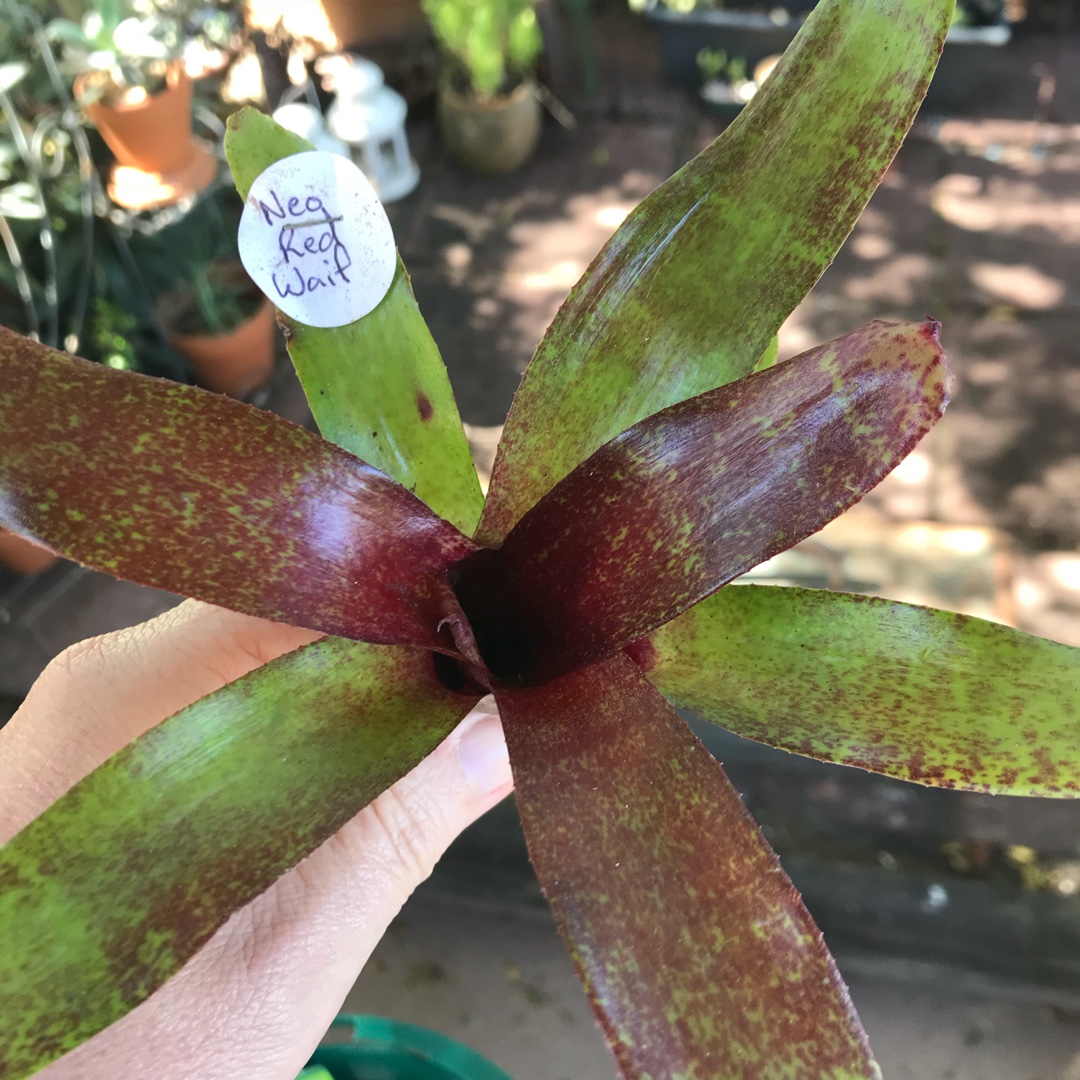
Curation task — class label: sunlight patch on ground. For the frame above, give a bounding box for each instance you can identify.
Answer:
[969,262,1066,309]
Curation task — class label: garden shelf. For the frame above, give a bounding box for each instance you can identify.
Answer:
[643,1,1012,111]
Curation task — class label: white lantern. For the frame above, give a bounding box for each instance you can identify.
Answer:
[271,103,351,159]
[325,56,420,204]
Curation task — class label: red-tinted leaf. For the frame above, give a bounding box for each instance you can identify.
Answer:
[454,320,949,685]
[477,0,952,546]
[496,652,877,1080]
[0,327,476,649]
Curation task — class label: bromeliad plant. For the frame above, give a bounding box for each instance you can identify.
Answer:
[1,0,1078,1077]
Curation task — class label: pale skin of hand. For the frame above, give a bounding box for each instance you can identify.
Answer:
[0,599,514,1080]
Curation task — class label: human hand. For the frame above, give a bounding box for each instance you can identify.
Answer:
[0,599,513,1080]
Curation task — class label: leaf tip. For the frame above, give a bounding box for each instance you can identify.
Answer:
[922,315,953,414]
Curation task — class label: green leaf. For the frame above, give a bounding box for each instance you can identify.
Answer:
[43,19,90,46]
[0,328,476,649]
[496,652,878,1080]
[0,61,29,92]
[754,334,780,373]
[0,637,478,1079]
[98,0,123,36]
[645,585,1080,798]
[0,182,43,220]
[224,105,311,198]
[453,321,949,686]
[477,0,953,545]
[224,109,484,535]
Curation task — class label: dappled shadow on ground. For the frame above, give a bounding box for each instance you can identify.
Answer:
[946,315,1080,550]
[778,120,1080,557]
[386,116,687,428]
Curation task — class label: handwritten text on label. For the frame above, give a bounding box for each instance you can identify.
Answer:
[238,152,396,328]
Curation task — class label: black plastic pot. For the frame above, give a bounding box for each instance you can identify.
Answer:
[924,21,1012,111]
[646,4,800,85]
[644,1,1012,112]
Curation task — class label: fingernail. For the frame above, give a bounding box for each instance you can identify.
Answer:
[457,712,511,795]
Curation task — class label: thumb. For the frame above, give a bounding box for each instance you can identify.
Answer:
[328,696,513,902]
[39,704,514,1080]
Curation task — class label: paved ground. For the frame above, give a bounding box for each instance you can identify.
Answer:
[341,887,1080,1080]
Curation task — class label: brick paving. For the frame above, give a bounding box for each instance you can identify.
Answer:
[3,24,1080,697]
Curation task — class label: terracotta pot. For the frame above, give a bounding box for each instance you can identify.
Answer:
[437,79,542,174]
[319,0,427,47]
[170,298,277,399]
[0,530,58,575]
[78,63,197,176]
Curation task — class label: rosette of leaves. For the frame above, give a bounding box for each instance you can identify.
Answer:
[46,0,183,103]
[1,1,1078,1078]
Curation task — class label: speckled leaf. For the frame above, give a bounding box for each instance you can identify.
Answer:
[0,637,478,1080]
[224,109,484,535]
[496,651,877,1080]
[453,321,949,686]
[225,104,312,194]
[476,0,952,545]
[646,585,1080,797]
[0,327,476,649]
[755,335,780,373]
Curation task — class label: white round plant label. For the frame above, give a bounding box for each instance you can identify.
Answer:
[238,151,396,328]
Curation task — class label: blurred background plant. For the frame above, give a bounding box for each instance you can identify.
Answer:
[148,189,259,338]
[696,45,746,84]
[0,0,201,378]
[45,0,185,104]
[43,0,244,102]
[422,0,542,98]
[0,0,100,354]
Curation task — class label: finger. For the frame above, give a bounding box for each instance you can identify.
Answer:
[0,600,320,836]
[3,600,513,1079]
[37,700,513,1080]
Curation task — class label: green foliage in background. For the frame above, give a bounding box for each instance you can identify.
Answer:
[422,0,543,98]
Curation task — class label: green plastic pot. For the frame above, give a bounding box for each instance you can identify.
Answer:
[300,1014,514,1080]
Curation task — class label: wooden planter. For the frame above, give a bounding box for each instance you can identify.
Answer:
[437,79,542,175]
[169,297,277,399]
[0,530,58,576]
